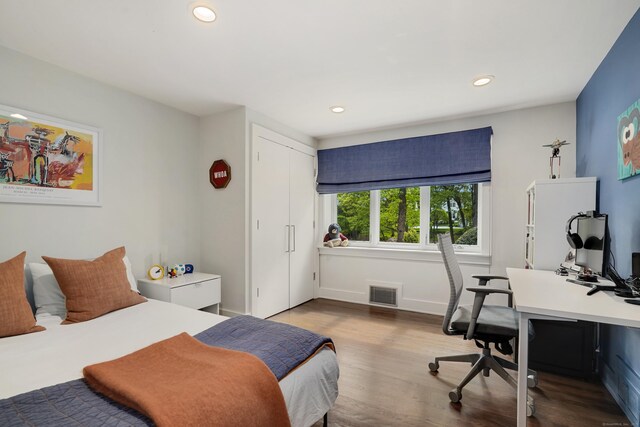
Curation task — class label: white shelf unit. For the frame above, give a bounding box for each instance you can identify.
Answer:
[525,178,597,271]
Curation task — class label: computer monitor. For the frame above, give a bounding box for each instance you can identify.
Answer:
[574,213,608,276]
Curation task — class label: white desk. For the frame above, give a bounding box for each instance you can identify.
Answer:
[506,268,640,426]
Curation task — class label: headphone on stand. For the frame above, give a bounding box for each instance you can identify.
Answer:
[566,212,588,249]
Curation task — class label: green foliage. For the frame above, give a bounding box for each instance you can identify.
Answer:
[455,227,478,245]
[403,228,420,243]
[380,187,420,242]
[430,184,475,241]
[337,191,370,240]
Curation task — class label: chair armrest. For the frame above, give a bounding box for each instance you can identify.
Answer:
[472,275,509,281]
[464,286,513,340]
[472,274,512,307]
[466,286,513,295]
[472,275,509,288]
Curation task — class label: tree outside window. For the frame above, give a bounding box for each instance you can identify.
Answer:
[380,187,420,243]
[337,191,370,241]
[430,184,477,245]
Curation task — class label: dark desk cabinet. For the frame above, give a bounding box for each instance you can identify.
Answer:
[528,319,597,378]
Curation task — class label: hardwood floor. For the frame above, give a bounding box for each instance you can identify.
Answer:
[271,299,629,427]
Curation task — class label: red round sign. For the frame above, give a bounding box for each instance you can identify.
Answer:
[209,159,231,189]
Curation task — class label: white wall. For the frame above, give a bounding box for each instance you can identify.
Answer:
[317,102,577,315]
[199,107,248,315]
[0,46,201,276]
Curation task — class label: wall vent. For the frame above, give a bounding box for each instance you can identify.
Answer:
[369,286,398,307]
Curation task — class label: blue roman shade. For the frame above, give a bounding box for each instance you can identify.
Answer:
[316,127,492,194]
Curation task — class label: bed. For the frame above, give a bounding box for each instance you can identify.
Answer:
[0,263,339,427]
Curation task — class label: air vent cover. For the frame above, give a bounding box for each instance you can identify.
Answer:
[369,286,397,307]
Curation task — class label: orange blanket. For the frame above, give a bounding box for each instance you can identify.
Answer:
[83,333,291,427]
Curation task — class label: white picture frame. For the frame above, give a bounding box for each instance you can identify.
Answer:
[0,104,102,206]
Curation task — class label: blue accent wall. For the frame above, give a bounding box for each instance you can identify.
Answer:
[576,8,640,423]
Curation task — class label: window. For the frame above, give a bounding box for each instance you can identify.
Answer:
[330,184,487,251]
[337,191,370,241]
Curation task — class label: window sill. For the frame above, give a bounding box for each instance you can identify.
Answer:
[318,246,491,265]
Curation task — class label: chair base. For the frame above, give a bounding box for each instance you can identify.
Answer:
[429,348,537,416]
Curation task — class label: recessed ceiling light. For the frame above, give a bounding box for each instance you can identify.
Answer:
[192,5,216,23]
[472,75,494,87]
[10,113,28,120]
[330,106,345,113]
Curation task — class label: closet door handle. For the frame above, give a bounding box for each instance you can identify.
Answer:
[291,225,296,252]
[285,225,290,253]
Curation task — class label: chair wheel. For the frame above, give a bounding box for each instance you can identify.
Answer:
[527,374,538,388]
[449,389,462,403]
[527,403,535,417]
[428,362,439,373]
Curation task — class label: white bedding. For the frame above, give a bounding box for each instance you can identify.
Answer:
[0,299,339,427]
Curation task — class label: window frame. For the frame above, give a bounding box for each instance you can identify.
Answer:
[329,183,491,254]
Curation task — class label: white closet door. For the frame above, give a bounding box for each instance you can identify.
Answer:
[252,137,291,319]
[289,148,315,308]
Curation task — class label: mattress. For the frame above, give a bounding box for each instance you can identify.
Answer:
[0,299,339,427]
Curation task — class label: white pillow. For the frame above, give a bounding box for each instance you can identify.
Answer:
[30,262,66,318]
[122,255,139,293]
[29,255,139,318]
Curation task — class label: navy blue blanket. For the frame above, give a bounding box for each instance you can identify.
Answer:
[196,315,334,380]
[1,316,334,426]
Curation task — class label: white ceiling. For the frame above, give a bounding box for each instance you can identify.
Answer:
[0,1,638,138]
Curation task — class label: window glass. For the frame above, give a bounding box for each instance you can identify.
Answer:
[429,184,478,245]
[379,187,420,243]
[337,191,370,241]
[333,184,481,249]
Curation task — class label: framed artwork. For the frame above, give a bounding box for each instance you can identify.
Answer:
[0,104,101,206]
[617,99,640,180]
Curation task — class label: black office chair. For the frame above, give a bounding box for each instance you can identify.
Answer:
[429,234,537,415]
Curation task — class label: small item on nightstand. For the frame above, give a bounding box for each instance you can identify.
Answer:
[185,264,194,274]
[173,264,186,276]
[167,267,178,279]
[147,264,164,280]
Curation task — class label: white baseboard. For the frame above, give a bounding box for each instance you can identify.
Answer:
[219,308,246,317]
[318,287,367,304]
[318,287,447,316]
[400,297,447,316]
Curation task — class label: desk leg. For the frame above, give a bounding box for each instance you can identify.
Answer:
[517,313,530,426]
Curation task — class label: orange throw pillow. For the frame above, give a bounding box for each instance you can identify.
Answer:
[43,247,146,324]
[0,252,45,338]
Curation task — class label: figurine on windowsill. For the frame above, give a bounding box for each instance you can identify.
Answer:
[323,223,349,248]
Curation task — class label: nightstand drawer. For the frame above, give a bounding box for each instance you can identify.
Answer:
[171,278,221,309]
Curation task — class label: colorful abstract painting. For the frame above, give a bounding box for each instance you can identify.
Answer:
[617,99,640,180]
[0,105,100,205]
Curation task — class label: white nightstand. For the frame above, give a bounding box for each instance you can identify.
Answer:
[137,272,221,314]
